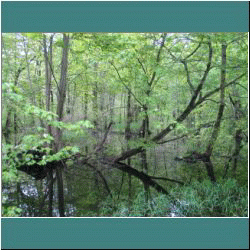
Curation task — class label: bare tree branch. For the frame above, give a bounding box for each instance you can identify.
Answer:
[235,82,248,91]
[194,72,247,108]
[110,62,144,107]
[137,58,148,76]
[184,39,203,60]
[148,33,167,90]
[181,60,195,93]
[157,134,188,145]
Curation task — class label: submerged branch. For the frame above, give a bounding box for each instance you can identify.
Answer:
[113,161,170,196]
[148,176,184,185]
[86,163,113,198]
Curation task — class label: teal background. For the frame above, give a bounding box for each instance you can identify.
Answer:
[1,1,249,32]
[2,218,249,249]
[1,1,249,249]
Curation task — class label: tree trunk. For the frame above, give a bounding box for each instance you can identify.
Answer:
[109,95,115,124]
[92,63,99,132]
[232,129,243,178]
[43,34,55,215]
[203,156,217,183]
[56,163,64,217]
[84,92,88,120]
[3,111,11,144]
[48,170,54,217]
[23,37,36,107]
[13,66,25,145]
[54,33,70,217]
[204,43,227,182]
[125,90,132,210]
[55,33,69,149]
[139,107,150,204]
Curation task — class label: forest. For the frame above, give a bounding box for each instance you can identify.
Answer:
[1,32,248,217]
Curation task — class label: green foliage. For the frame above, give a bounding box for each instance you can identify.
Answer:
[2,205,22,217]
[99,191,171,217]
[49,120,94,134]
[126,192,172,217]
[2,82,25,107]
[2,144,20,182]
[175,123,188,134]
[26,105,57,121]
[171,179,248,217]
[2,82,57,123]
[47,146,80,163]
[2,138,80,180]
[21,134,54,150]
[22,33,44,40]
[99,179,247,217]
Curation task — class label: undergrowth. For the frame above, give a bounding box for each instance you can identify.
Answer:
[99,179,248,217]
